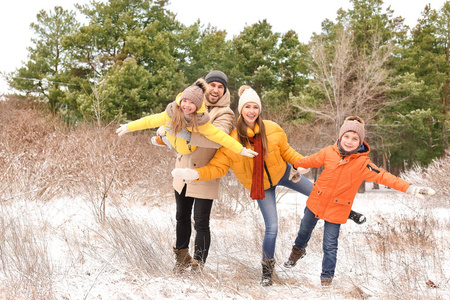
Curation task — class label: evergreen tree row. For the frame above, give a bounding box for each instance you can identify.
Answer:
[8,0,450,170]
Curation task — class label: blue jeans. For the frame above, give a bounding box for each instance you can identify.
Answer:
[294,206,341,280]
[257,163,313,261]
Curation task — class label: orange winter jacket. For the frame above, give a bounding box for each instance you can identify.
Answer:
[196,120,303,192]
[294,141,410,224]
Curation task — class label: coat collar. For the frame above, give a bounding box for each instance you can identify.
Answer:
[333,140,370,158]
[246,121,260,137]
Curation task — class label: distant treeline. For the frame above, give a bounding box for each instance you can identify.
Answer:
[7,0,450,169]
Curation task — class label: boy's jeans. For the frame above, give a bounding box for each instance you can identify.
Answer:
[257,164,313,260]
[294,206,341,279]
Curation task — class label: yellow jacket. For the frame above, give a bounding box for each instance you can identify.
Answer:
[196,120,303,191]
[126,103,243,155]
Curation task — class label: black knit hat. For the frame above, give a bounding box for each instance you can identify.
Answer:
[205,70,228,93]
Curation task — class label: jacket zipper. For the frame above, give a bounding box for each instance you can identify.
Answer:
[263,162,273,188]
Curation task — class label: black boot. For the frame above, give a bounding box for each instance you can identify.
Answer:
[261,259,275,286]
[348,210,366,224]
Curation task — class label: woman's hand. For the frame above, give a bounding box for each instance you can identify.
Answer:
[171,168,200,180]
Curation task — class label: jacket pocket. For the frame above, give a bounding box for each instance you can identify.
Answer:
[331,198,352,206]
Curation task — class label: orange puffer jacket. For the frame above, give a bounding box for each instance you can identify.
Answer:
[196,120,303,192]
[294,141,410,224]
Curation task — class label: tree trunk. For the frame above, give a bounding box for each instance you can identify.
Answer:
[357,180,365,193]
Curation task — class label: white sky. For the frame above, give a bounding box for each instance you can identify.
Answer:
[0,0,447,94]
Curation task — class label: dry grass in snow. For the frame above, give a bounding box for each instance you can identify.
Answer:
[0,98,449,299]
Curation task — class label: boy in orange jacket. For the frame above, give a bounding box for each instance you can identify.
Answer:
[284,116,436,286]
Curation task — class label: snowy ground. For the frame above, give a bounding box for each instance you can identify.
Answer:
[0,182,448,299]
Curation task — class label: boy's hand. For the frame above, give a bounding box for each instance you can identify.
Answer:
[406,186,436,199]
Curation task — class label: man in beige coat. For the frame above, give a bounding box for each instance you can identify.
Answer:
[169,70,235,272]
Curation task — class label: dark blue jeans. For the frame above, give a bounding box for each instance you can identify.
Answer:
[257,163,313,260]
[175,185,213,263]
[294,206,341,280]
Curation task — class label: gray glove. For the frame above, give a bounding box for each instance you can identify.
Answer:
[289,167,301,183]
[165,122,191,143]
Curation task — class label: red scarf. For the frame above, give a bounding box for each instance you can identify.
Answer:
[248,134,265,200]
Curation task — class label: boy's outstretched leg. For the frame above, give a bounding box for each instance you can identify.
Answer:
[284,207,317,268]
[348,210,366,224]
[283,245,306,268]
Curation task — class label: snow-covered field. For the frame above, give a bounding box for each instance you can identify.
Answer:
[0,99,448,299]
[1,181,448,299]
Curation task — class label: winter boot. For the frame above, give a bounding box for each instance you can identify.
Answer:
[321,277,333,286]
[260,258,276,286]
[191,260,204,273]
[348,210,366,224]
[173,247,198,273]
[283,245,306,268]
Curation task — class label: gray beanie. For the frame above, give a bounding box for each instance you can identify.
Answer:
[205,70,228,93]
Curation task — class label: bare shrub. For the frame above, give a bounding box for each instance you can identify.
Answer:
[97,204,173,277]
[213,173,256,218]
[401,150,450,207]
[0,97,173,218]
[0,204,54,299]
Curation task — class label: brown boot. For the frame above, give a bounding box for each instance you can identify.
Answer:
[260,259,276,286]
[283,245,306,268]
[321,277,333,286]
[191,260,204,273]
[173,247,198,273]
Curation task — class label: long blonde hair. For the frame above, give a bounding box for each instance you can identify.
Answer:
[236,85,269,156]
[171,107,200,135]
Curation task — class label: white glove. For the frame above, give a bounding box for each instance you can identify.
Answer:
[239,147,258,158]
[171,168,200,181]
[289,168,301,183]
[297,167,309,174]
[116,124,131,136]
[406,185,436,199]
[156,125,166,137]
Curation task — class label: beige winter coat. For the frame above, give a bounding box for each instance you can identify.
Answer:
[173,90,235,199]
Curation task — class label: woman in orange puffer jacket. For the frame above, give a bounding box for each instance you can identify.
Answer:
[284,116,436,286]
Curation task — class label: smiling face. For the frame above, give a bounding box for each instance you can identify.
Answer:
[340,131,361,152]
[205,81,225,104]
[179,99,197,115]
[241,102,260,128]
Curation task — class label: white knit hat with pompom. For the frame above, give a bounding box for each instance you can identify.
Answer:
[238,85,262,114]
